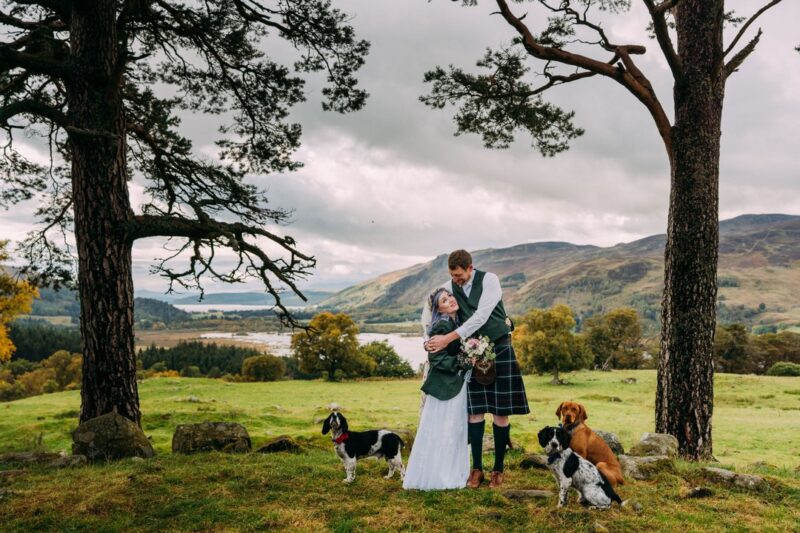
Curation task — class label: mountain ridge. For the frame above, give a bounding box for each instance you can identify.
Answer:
[319,214,800,330]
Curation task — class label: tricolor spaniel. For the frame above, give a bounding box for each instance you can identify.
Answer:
[322,411,405,483]
[537,426,623,509]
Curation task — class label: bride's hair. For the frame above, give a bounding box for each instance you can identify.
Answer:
[427,288,456,336]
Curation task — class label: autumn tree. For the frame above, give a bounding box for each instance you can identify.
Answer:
[0,1,369,425]
[584,308,644,369]
[425,0,788,459]
[291,312,375,381]
[514,304,592,384]
[241,353,285,382]
[0,240,38,362]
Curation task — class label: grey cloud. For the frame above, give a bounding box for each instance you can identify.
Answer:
[2,0,798,292]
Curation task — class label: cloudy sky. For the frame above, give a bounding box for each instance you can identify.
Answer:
[3,1,799,295]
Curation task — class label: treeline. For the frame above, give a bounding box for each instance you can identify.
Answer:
[138,341,265,376]
[136,324,416,383]
[0,350,82,401]
[512,305,800,383]
[8,320,82,361]
[714,324,800,375]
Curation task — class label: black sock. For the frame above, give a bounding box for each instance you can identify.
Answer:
[493,423,510,473]
[468,421,485,471]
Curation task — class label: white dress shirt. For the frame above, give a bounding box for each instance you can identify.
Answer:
[443,270,503,340]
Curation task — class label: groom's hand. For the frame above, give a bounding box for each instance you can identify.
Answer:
[426,335,446,352]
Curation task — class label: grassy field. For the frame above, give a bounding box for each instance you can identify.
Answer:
[1,370,799,532]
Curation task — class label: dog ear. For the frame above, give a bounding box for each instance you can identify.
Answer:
[556,427,571,449]
[322,414,331,435]
[563,452,579,478]
[338,413,348,433]
[537,427,551,448]
[555,402,565,419]
[578,404,588,423]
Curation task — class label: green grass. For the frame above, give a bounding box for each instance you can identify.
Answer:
[1,370,799,532]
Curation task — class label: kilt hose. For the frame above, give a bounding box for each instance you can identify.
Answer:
[467,338,530,416]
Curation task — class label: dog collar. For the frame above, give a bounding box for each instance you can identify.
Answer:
[334,432,349,444]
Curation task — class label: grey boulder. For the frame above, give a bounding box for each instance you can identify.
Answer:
[628,432,679,457]
[72,412,155,462]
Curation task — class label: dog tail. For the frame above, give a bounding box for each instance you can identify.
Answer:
[598,470,623,505]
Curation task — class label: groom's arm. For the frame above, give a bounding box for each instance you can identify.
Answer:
[455,272,501,338]
[426,273,502,352]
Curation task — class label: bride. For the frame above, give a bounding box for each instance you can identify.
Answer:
[403,288,470,490]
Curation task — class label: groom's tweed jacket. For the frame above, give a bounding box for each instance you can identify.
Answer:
[453,270,529,416]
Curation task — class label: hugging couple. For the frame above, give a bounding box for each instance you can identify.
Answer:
[403,250,529,491]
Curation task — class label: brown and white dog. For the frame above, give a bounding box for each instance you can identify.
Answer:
[556,401,625,487]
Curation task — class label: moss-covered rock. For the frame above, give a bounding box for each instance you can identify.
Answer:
[618,454,675,480]
[72,412,155,462]
[256,436,303,454]
[628,433,678,457]
[172,422,251,454]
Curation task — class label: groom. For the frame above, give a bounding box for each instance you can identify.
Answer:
[426,249,529,489]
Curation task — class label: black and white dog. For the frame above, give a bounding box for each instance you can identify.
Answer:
[537,426,623,509]
[322,411,405,483]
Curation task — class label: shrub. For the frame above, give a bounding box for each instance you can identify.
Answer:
[359,341,414,378]
[241,354,286,382]
[40,350,82,390]
[180,365,202,378]
[766,362,800,376]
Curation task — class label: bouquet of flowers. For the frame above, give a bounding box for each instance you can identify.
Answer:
[459,335,497,385]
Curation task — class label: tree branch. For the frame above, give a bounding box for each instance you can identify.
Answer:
[654,0,685,13]
[130,214,315,325]
[0,45,72,79]
[13,0,72,21]
[724,29,761,78]
[0,98,70,128]
[642,0,682,79]
[494,0,673,156]
[724,0,784,57]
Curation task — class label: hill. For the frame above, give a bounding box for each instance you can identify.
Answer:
[168,290,332,307]
[320,214,800,330]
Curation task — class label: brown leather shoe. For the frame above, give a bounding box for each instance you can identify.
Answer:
[488,471,504,488]
[466,469,484,489]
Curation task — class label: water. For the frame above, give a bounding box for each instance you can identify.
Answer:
[174,304,306,312]
[200,331,428,368]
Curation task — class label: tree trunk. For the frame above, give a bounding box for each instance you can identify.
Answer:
[656,0,724,460]
[550,366,560,385]
[68,1,140,425]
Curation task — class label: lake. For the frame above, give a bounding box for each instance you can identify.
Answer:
[200,331,428,368]
[175,304,307,312]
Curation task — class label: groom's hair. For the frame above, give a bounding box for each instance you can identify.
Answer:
[448,249,472,270]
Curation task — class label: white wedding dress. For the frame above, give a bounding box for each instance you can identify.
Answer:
[402,377,470,490]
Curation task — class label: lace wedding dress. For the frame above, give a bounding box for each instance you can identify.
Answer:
[402,377,470,490]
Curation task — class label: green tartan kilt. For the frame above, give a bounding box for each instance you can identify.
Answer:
[467,340,530,416]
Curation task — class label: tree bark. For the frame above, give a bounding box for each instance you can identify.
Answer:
[68,0,140,425]
[656,0,724,460]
